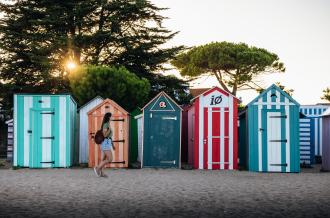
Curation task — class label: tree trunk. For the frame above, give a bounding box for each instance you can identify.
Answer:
[232,84,237,96]
[213,70,231,94]
[231,70,238,96]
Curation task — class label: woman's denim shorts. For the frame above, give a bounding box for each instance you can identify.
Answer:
[101,138,113,151]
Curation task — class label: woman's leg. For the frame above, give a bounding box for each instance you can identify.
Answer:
[100,152,107,175]
[98,150,112,171]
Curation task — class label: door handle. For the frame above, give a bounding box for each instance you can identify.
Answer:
[259,128,264,131]
[203,139,207,144]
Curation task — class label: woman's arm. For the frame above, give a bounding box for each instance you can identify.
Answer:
[103,124,111,137]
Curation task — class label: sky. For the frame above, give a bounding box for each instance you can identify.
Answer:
[151,0,330,105]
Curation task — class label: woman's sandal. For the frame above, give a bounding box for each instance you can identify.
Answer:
[93,167,101,177]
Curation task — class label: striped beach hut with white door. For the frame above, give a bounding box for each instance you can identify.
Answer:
[300,104,330,159]
[78,96,103,164]
[238,84,300,172]
[13,94,77,168]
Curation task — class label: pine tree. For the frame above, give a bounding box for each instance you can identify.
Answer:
[0,0,188,116]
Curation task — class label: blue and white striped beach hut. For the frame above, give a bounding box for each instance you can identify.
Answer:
[300,104,330,159]
[299,117,315,166]
[238,84,300,172]
[14,94,77,168]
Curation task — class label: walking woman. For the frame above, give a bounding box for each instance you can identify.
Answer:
[94,112,115,177]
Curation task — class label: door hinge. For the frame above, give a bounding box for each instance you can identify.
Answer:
[40,161,55,164]
[162,116,177,120]
[40,136,55,140]
[269,139,287,142]
[160,160,176,164]
[109,161,125,164]
[269,115,287,119]
[270,163,287,166]
[41,112,55,115]
[111,119,125,122]
[112,139,125,143]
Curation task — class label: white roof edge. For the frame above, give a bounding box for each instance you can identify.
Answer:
[5,119,13,124]
[78,96,104,110]
[134,114,143,119]
[301,104,330,108]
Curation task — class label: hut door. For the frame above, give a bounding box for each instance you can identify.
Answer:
[265,111,286,172]
[148,113,179,167]
[30,109,55,168]
[89,114,127,167]
[203,108,230,170]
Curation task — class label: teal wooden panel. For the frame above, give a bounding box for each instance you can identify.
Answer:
[144,111,180,167]
[248,105,259,171]
[143,93,181,168]
[130,109,141,163]
[238,113,247,168]
[66,95,70,167]
[261,93,268,172]
[17,95,24,167]
[51,97,60,167]
[280,93,287,172]
[290,105,300,172]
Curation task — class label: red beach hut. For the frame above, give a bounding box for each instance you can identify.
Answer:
[187,87,239,170]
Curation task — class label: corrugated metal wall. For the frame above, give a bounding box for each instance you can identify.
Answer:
[13,94,76,168]
[78,97,103,164]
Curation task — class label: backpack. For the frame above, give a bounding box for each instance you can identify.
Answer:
[94,129,104,145]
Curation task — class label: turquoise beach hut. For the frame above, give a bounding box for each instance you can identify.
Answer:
[14,94,77,168]
[238,84,300,172]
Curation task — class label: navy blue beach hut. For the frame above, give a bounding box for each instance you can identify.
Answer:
[141,92,182,168]
[239,84,300,172]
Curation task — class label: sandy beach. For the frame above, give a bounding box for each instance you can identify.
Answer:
[0,166,330,218]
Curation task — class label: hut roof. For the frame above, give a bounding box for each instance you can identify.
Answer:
[142,91,182,111]
[247,84,300,107]
[78,96,103,110]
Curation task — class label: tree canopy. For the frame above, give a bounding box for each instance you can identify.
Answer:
[321,87,330,102]
[171,41,285,96]
[69,65,150,111]
[0,0,188,115]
